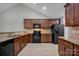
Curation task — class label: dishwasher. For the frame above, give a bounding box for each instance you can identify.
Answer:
[0,39,14,56]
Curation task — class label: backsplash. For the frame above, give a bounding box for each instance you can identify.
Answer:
[0,31,27,37]
[24,29,51,34]
[64,26,79,39]
[70,27,79,38]
[0,32,9,38]
[0,29,51,38]
[64,27,71,39]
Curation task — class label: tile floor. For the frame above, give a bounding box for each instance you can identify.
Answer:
[18,43,59,56]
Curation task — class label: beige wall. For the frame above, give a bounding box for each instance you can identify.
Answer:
[0,4,49,32]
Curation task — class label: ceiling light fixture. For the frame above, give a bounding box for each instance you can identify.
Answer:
[33,3,36,5]
[42,6,47,10]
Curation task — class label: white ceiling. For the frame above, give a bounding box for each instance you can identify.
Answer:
[0,3,66,18]
[0,3,17,12]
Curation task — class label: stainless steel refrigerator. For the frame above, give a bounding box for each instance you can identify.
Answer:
[51,24,64,44]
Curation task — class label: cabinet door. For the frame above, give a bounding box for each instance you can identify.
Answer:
[14,37,21,56]
[74,4,79,25]
[41,20,49,28]
[41,34,52,43]
[75,3,79,19]
[41,34,48,43]
[25,35,29,43]
[24,20,33,29]
[65,7,69,26]
[65,4,74,26]
[74,45,79,56]
[28,34,32,43]
[41,34,46,43]
[20,36,26,49]
[45,34,52,43]
[58,39,65,56]
[64,45,73,56]
[21,35,29,49]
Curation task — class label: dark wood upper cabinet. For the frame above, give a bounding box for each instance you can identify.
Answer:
[24,20,33,29]
[40,20,50,28]
[65,3,79,27]
[24,19,60,29]
[74,4,79,19]
[74,3,79,25]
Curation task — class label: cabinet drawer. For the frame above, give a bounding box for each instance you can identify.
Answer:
[63,40,73,49]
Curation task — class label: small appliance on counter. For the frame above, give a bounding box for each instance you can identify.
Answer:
[51,24,64,44]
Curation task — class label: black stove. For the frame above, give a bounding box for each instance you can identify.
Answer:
[33,31,41,43]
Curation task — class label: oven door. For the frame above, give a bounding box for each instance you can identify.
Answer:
[33,31,41,43]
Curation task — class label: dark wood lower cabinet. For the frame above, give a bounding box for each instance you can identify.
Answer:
[14,37,21,56]
[13,34,52,55]
[28,34,32,43]
[14,34,30,56]
[20,35,27,49]
[64,45,73,56]
[58,41,65,56]
[58,38,74,56]
[74,45,79,56]
[58,38,79,56]
[41,34,52,43]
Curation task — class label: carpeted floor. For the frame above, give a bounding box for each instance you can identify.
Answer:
[18,43,59,56]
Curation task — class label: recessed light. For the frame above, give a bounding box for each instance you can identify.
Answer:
[33,3,36,5]
[42,6,47,10]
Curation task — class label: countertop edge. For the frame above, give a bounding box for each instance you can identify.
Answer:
[58,36,79,45]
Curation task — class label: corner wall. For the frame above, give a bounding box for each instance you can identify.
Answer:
[0,4,49,32]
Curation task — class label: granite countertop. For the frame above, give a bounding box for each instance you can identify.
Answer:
[0,31,51,42]
[0,33,29,42]
[58,36,79,45]
[41,33,51,34]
